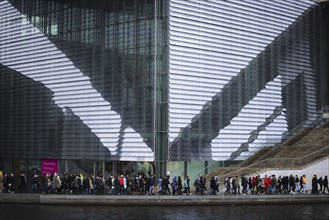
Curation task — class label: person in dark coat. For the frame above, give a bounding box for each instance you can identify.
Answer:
[311,175,318,194]
[163,176,170,195]
[289,175,295,192]
[241,175,248,195]
[200,176,206,195]
[282,176,289,194]
[194,177,201,194]
[177,176,182,195]
[322,176,329,194]
[215,176,220,194]
[224,177,231,195]
[186,176,191,195]
[18,172,26,193]
[210,177,216,195]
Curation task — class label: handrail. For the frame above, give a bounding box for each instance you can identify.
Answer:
[189,140,269,180]
[284,120,307,136]
[281,107,328,143]
[189,160,218,180]
[189,112,326,181]
[217,146,329,180]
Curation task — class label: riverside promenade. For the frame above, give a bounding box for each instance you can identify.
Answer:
[0,193,328,206]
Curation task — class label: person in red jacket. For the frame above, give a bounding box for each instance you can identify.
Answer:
[251,176,257,194]
[119,175,124,194]
[264,175,272,194]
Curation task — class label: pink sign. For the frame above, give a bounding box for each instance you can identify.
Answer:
[41,159,58,176]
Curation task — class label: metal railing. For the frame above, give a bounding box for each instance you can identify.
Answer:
[217,146,329,180]
[188,111,328,181]
[189,160,219,180]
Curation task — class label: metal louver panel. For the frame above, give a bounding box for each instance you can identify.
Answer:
[168,0,318,161]
[0,0,154,161]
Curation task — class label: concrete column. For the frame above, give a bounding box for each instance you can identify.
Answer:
[113,161,116,177]
[64,160,68,173]
[102,161,105,178]
[184,161,187,177]
[205,161,208,175]
[93,161,96,182]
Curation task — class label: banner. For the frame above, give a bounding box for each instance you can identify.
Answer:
[41,159,58,176]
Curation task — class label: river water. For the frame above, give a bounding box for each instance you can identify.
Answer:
[0,204,328,220]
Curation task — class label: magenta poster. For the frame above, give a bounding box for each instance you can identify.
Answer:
[41,159,58,176]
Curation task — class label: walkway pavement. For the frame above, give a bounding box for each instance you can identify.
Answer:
[0,193,328,206]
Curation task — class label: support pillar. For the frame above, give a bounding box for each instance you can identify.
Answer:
[184,161,187,178]
[93,161,96,182]
[102,161,105,178]
[205,161,208,175]
[64,160,68,173]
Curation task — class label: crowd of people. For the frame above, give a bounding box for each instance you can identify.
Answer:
[0,170,193,195]
[0,170,328,196]
[221,174,329,196]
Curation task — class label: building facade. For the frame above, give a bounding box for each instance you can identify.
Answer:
[0,0,328,178]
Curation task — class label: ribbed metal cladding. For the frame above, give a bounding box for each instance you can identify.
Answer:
[168,0,320,161]
[0,0,154,161]
[0,0,325,164]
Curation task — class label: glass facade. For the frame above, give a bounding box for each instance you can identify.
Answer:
[0,0,328,176]
[0,0,168,163]
[168,0,329,161]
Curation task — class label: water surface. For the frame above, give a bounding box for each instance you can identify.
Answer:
[0,204,328,220]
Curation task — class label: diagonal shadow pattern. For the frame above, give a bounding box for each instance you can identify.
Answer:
[169,7,317,161]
